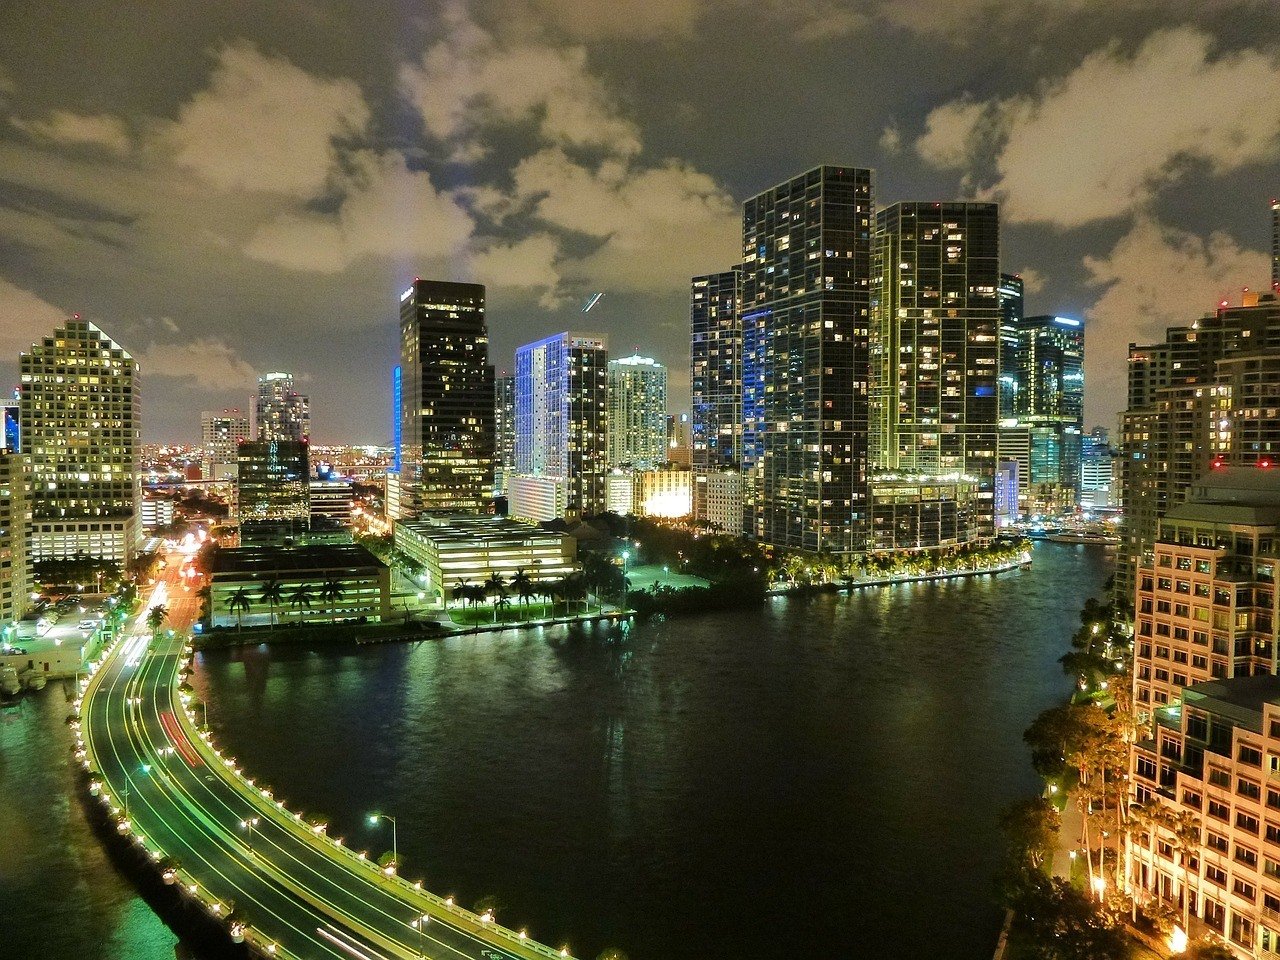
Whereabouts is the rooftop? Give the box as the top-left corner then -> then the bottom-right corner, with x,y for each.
211,543 -> 384,575
1182,674 -> 1280,729
397,515 -> 571,549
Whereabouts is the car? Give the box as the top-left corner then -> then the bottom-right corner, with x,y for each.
79,619 -> 98,630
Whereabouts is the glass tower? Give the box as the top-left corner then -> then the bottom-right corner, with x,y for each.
398,279 -> 495,515
493,374 -> 515,498
690,267 -> 743,470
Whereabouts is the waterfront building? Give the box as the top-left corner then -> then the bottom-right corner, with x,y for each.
255,372 -> 309,443
19,318 -> 140,564
866,476 -> 987,551
513,331 -> 608,519
695,469 -> 743,536
1115,290 -> 1280,615
393,515 -> 580,605
236,440 -> 310,545
398,279 -> 495,515
1132,467 -> 1280,712
741,165 -> 873,553
0,451 -> 30,630
201,408 -> 250,482
994,459 -> 1019,528
608,355 -> 667,470
506,474 -> 569,523
1080,427 -> 1117,511
208,543 -> 390,628
1130,675 -> 1280,953
494,374 -> 515,498
690,268 -> 742,474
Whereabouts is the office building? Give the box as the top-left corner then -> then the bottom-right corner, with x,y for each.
512,331 -> 608,519
691,268 -> 743,471
997,273 -> 1025,421
236,440 -> 310,545
608,355 -> 667,469
605,469 -> 635,516
494,374 -> 515,498
506,474 -> 569,523
1080,427 -> 1117,511
201,408 -> 250,482
255,372 -> 310,443
140,494 -> 175,533
741,165 -> 873,553
310,478 -> 354,525
19,318 -> 140,563
394,515 -> 580,605
1115,290 -> 1280,614
1,451 -> 30,629
399,279 -> 495,515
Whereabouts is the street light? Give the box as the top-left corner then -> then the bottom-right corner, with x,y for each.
240,816 -> 260,851
409,914 -> 430,957
368,813 -> 397,869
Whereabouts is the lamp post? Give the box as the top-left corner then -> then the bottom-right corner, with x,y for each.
410,914 -> 430,957
240,816 -> 260,851
368,813 -> 397,868
621,550 -> 630,607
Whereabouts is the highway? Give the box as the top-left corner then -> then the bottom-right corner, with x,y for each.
78,556 -> 575,960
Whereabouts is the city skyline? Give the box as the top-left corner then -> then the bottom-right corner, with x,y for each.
3,3 -> 1279,441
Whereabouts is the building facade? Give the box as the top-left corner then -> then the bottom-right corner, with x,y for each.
998,273 -> 1025,421
494,373 -> 515,499
0,451 -> 30,630
740,165 -> 874,553
513,331 -> 609,519
399,279 -> 495,515
691,268 -> 743,472
201,408 -> 250,482
607,355 -> 667,469
255,372 -> 310,443
236,440 -> 310,545
19,318 -> 140,563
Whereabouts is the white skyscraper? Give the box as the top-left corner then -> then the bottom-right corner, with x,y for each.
201,408 -> 250,481
255,372 -> 310,442
607,355 -> 667,470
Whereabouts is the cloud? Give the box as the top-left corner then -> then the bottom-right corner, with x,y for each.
1081,216 -> 1271,428
1015,267 -> 1046,295
243,150 -> 474,271
0,277 -> 67,357
399,18 -> 641,158
11,111 -> 132,154
163,40 -> 369,197
136,337 -> 260,391
472,234 -> 564,305
915,29 -> 1280,227
878,122 -> 902,155
519,0 -> 702,39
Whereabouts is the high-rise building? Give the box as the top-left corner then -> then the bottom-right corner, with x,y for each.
513,332 -> 609,519
0,450 -> 30,630
740,165 -> 873,553
1115,291 -> 1280,615
255,372 -> 310,443
19,318 -> 140,563
607,355 -> 667,469
494,374 -> 515,499
690,268 -> 743,471
398,279 -> 494,515
665,413 -> 692,467
1,393 -> 19,453
201,408 -> 250,482
997,273 -> 1025,421
1079,426 -> 1116,510
236,440 -> 310,545
1272,196 -> 1278,290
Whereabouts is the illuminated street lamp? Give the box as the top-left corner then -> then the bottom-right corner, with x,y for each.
368,812 -> 397,869
409,914 -> 430,957
240,816 -> 260,851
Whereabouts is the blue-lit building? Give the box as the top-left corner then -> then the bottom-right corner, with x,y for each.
1,393 -> 18,453
512,332 -> 609,519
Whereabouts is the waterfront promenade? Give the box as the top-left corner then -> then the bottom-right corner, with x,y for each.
77,558 -> 576,960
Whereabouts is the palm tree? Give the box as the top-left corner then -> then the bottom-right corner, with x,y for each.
466,583 -> 486,609
452,579 -> 471,609
259,578 -> 283,628
494,594 -> 511,623
146,604 -> 169,638
485,571 -> 506,603
321,578 -> 345,618
287,583 -> 313,620
1170,809 -> 1203,933
511,568 -> 533,610
226,588 -> 252,631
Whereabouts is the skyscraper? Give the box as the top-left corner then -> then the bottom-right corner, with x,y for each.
494,374 -> 515,498
236,439 -> 310,545
19,318 -> 140,563
1115,290 -> 1280,615
0,450 -> 29,629
607,355 -> 667,469
1,392 -> 19,453
997,273 -> 1025,421
512,332 -> 608,519
690,268 -> 742,470
201,408 -> 250,481
740,165 -> 873,553
255,372 -> 310,443
398,279 -> 495,515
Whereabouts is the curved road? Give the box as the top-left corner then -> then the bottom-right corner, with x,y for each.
79,561 -> 576,960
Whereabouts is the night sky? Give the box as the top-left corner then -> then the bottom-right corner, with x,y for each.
1,1 -> 1277,442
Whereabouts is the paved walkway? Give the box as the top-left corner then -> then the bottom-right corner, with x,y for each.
1051,789 -> 1084,880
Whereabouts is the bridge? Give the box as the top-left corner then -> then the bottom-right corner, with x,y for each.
76,558 -> 577,960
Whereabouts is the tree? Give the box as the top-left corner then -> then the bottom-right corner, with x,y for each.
1169,809 -> 1202,934
452,579 -> 471,609
1007,872 -> 1129,960
511,568 -> 534,609
494,594 -> 511,623
259,578 -> 283,628
1000,796 -> 1060,871
146,604 -> 169,638
485,571 -> 505,602
321,578 -> 345,618
226,588 -> 252,631
287,583 -> 313,618
1183,940 -> 1234,960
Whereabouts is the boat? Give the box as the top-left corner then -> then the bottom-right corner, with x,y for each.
0,665 -> 20,697
23,672 -> 46,692
1045,531 -> 1120,546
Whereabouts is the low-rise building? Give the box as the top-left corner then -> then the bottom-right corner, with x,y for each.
208,544 -> 390,628
310,479 -> 353,525
140,494 -> 175,533
507,475 -> 568,523
634,467 -> 692,518
394,515 -> 580,604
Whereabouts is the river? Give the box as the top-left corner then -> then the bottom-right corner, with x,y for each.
2,542 -> 1110,960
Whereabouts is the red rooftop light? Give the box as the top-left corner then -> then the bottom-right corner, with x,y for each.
1261,458 -> 1274,469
